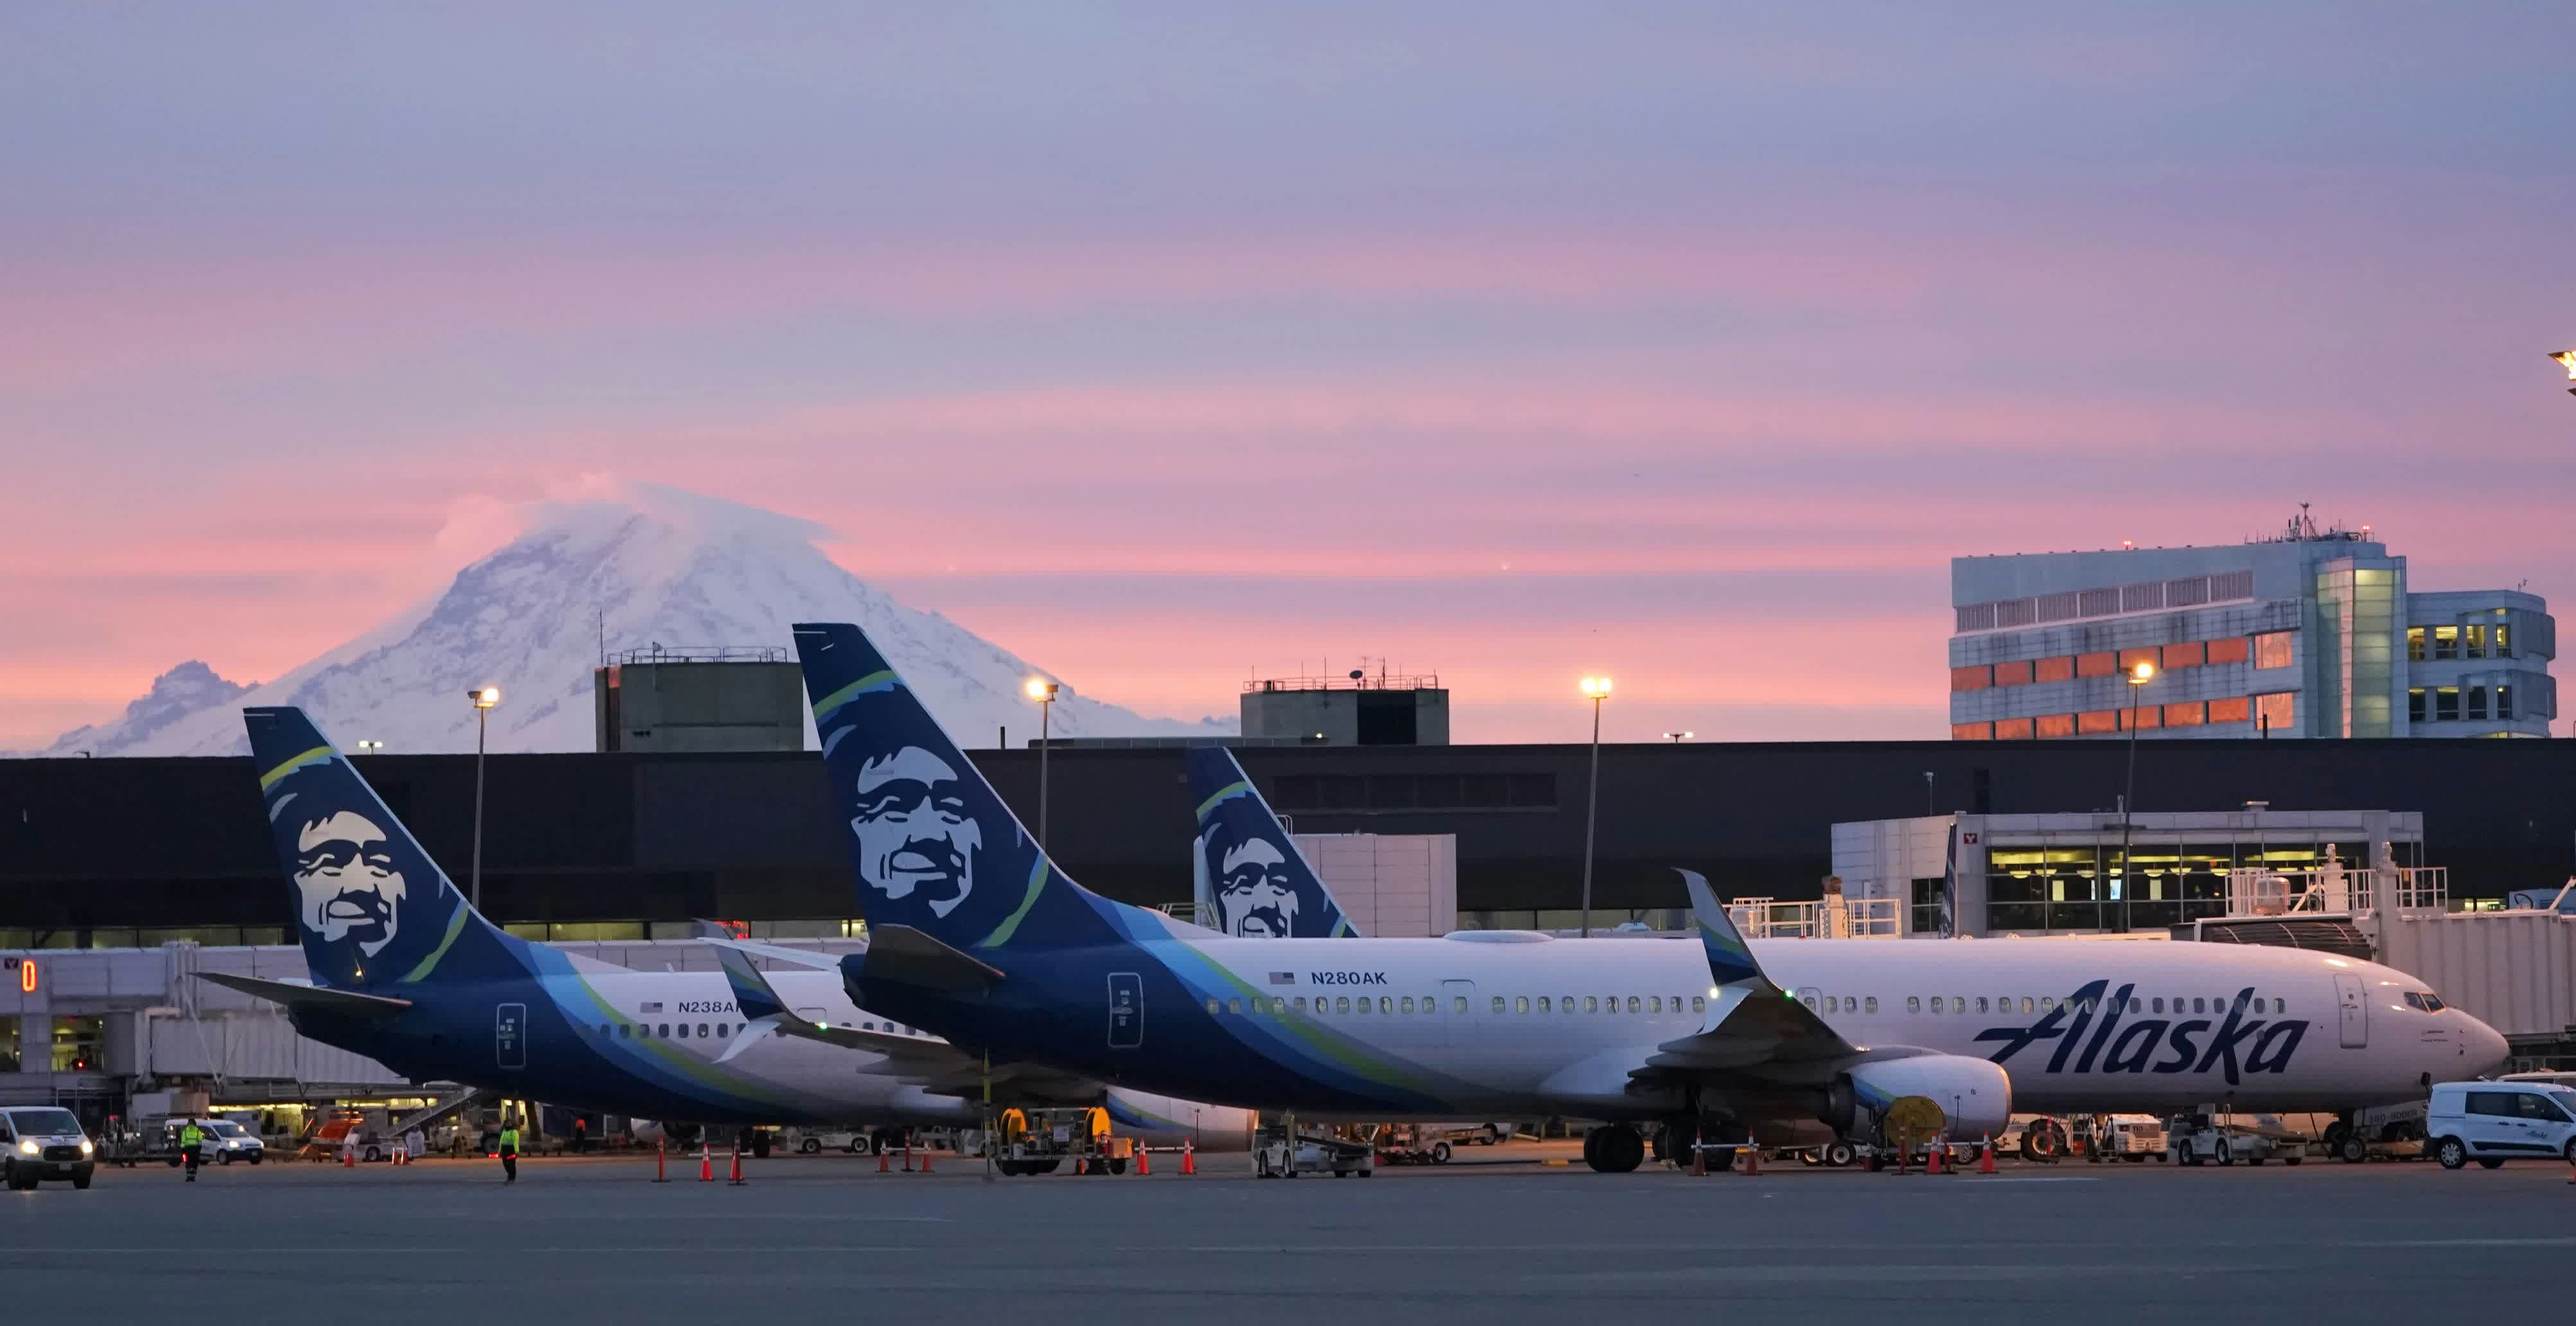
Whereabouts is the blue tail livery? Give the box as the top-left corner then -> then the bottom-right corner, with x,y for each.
1188,747 -> 1356,938
245,706 -> 520,990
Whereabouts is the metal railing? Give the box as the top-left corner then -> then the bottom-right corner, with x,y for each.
2222,864 -> 2448,919
606,644 -> 788,665
1725,897 -> 1902,940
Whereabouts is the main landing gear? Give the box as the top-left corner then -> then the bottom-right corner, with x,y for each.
1583,1125 -> 1645,1173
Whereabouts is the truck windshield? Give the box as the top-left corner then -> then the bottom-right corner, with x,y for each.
206,1122 -> 247,1137
10,1109 -> 82,1135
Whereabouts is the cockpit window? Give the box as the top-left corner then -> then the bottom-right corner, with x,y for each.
2404,991 -> 2446,1012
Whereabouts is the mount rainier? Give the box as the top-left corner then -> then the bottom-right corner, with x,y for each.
33,485 -> 1230,757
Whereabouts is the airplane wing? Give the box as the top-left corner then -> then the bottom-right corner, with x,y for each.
196,971 -> 414,1017
1630,871 -> 1864,1080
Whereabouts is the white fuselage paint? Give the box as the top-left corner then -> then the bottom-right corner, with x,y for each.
556,967 -> 1250,1147
1142,932 -> 2507,1118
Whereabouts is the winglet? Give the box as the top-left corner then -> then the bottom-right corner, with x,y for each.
1679,869 -> 1765,989
710,940 -> 790,1022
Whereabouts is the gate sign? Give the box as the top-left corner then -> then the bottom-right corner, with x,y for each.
13,958 -> 33,993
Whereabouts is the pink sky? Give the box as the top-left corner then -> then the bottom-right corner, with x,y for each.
5,6 -> 2571,749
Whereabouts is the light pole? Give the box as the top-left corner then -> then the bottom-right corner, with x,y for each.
355,739 -> 384,754
2550,349 -> 2576,397
1579,676 -> 1613,938
467,686 -> 500,912
1024,678 -> 1058,845
1661,730 -> 1693,743
2117,660 -> 2155,933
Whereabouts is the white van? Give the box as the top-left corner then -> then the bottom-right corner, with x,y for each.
2425,1081 -> 2576,1170
0,1106 -> 97,1190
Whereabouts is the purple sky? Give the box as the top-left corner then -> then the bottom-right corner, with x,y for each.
5,4 -> 2571,748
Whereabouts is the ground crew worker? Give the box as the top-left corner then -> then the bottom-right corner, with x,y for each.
498,1120 -> 521,1183
179,1120 -> 204,1182
571,1115 -> 587,1154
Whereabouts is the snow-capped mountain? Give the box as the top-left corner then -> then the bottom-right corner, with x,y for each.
37,484 -> 1229,757
34,661 -> 255,757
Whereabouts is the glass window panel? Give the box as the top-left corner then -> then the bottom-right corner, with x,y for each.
2035,713 -> 2076,739
2406,626 -> 2426,662
2254,632 -> 2294,669
2078,710 -> 2120,734
1951,722 -> 1994,740
2466,624 -> 2487,657
2117,647 -> 2159,670
2467,685 -> 2487,720
2163,702 -> 2205,727
2076,651 -> 2116,678
2036,656 -> 2075,682
1992,660 -> 2033,687
2408,688 -> 2426,723
1950,665 -> 1992,692
2255,692 -> 2294,732
2433,626 -> 2458,660
2128,704 -> 2161,730
2162,642 -> 2205,669
2208,696 -> 2251,724
2206,637 -> 2249,665
2435,687 -> 2459,721
1994,718 -> 2034,740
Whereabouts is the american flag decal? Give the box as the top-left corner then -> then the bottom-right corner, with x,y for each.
640,1001 -> 664,1014
1268,971 -> 1295,986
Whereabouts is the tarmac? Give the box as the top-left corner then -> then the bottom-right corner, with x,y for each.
6,1142 -> 2571,1325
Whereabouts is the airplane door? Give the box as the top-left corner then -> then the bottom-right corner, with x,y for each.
1441,979 -> 1476,1048
2332,973 -> 2368,1048
1107,973 -> 1143,1050
495,1003 -> 527,1070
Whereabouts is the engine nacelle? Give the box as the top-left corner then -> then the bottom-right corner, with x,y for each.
1825,1054 -> 2013,1141
1102,1089 -> 1257,1153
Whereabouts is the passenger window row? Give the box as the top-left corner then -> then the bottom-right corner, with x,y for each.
1798,994 -> 2291,1017
1203,994 -> 1713,1018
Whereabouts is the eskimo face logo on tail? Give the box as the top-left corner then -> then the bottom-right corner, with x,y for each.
1213,838 -> 1301,937
292,811 -> 409,957
852,747 -> 984,919
1972,978 -> 2307,1087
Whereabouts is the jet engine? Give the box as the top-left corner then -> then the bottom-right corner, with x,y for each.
1824,1054 -> 2013,1140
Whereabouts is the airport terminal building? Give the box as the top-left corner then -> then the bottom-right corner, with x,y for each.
1949,517 -> 2555,741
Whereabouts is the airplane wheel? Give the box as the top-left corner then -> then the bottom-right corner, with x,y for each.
1824,1141 -> 1857,1168
1433,1142 -> 1451,1164
1585,1127 -> 1643,1174
2338,1135 -> 2368,1163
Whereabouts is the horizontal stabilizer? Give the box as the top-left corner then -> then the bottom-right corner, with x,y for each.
867,924 -> 1007,991
197,971 -> 413,1017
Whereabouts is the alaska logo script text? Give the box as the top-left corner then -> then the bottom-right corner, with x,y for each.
1972,979 -> 2306,1086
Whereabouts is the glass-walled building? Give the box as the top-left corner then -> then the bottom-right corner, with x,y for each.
1830,809 -> 2423,936
1948,515 -> 2554,740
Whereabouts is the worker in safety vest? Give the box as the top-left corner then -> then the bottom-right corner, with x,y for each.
497,1121 -> 521,1184
179,1120 -> 204,1183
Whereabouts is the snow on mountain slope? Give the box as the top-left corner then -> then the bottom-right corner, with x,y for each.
41,484 -> 1230,757
33,661 -> 254,757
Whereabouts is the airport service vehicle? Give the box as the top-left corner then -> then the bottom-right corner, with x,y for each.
0,1106 -> 96,1190
193,1118 -> 266,1165
2167,1111 -> 2295,1166
783,1127 -> 865,1154
2081,1113 -> 2166,1162
2425,1081 -> 2576,1169
217,707 -> 1251,1152
765,623 -> 2512,1174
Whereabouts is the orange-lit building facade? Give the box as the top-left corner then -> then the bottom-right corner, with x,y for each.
1949,525 -> 2555,741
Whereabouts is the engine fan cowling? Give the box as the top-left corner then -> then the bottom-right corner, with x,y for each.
1825,1054 -> 2013,1140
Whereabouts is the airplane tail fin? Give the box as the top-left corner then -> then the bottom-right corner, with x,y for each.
242,707 -> 525,991
791,623 -> 1138,952
1187,747 -> 1357,938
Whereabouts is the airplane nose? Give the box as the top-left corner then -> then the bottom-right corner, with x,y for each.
2467,1017 -> 2510,1076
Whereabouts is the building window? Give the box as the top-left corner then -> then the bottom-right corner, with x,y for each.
2117,646 -> 2158,671
2076,652 -> 2115,678
2467,685 -> 2487,720
2164,702 -> 2205,727
2206,637 -> 2249,665
2435,686 -> 2459,721
2408,688 -> 2426,724
2496,623 -> 2512,657
2208,696 -> 2251,724
0,1017 -> 17,1074
51,1016 -> 103,1072
2406,627 -> 2426,662
2036,714 -> 2076,739
2078,710 -> 2120,735
2036,656 -> 2075,682
1951,722 -> 1993,741
2255,691 -> 2293,732
2466,624 -> 2487,657
2162,642 -> 2205,669
2498,685 -> 2513,719
1995,718 -> 2034,740
1950,665 -> 1991,692
1993,660 -> 2033,687
2433,626 -> 2459,660
2127,704 -> 2161,730
2253,632 -> 2293,669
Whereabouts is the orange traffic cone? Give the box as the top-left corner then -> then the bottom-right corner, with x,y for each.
1979,1136 -> 1997,1174
878,1145 -> 890,1174
1742,1140 -> 1760,1176
1136,1146 -> 1150,1176
729,1143 -> 745,1187
1929,1141 -> 1946,1175
698,1144 -> 712,1183
1181,1140 -> 1197,1176
920,1144 -> 933,1173
342,1142 -> 355,1169
654,1138 -> 667,1183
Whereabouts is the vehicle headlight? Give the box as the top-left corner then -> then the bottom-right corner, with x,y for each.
13,1139 -> 32,1154
79,1139 -> 94,1154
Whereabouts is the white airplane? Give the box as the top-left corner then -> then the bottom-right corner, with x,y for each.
216,706 -> 1253,1151
769,621 -> 2514,1172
